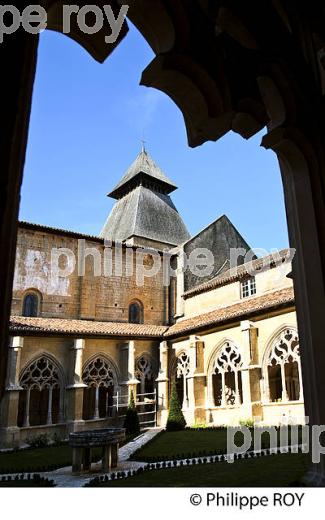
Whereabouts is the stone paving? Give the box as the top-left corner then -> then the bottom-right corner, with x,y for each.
0,428 -> 162,488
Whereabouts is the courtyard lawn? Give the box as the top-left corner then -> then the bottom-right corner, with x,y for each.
98,453 -> 310,487
132,428 -> 303,461
0,444 -> 100,474
0,433 -> 137,474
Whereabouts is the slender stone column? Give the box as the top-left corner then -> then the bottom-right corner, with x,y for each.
280,363 -> 289,402
46,386 -> 53,425
66,339 -> 87,432
23,387 -> 30,427
93,386 -> 100,420
221,372 -> 226,407
234,370 -> 240,405
126,340 -> 140,399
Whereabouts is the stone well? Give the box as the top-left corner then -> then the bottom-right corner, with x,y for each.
69,428 -> 125,474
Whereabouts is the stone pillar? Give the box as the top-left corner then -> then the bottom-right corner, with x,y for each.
111,443 -> 119,468
83,447 -> 91,471
186,336 -> 206,424
262,126 -> 325,484
102,445 -> 112,473
72,447 -> 83,474
0,336 -> 24,447
156,341 -> 169,426
66,339 -> 87,432
240,321 -> 261,421
126,340 -> 140,400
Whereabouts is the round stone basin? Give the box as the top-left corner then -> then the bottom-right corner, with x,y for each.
69,428 -> 125,448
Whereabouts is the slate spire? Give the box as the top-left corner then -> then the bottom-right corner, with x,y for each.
100,148 -> 190,248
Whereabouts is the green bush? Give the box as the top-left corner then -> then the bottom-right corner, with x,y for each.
166,382 -> 186,431
124,391 -> 140,435
239,419 -> 255,428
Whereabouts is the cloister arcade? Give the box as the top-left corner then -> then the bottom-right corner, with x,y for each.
171,326 -> 302,417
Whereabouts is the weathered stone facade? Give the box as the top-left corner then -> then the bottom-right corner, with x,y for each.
0,150 -> 303,447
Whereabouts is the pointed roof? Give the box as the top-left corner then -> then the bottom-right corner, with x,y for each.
108,148 -> 177,199
100,185 -> 190,246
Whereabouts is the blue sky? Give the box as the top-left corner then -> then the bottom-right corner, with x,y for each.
20,22 -> 289,252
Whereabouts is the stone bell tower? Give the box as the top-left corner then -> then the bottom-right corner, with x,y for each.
100,146 -> 190,250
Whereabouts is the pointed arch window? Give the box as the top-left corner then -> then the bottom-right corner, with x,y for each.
135,355 -> 155,396
173,352 -> 190,409
210,342 -> 243,407
128,301 -> 143,324
22,291 -> 40,317
82,356 -> 117,420
266,328 -> 302,402
18,356 -> 63,427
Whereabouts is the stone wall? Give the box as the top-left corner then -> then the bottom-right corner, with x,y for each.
12,225 -> 168,325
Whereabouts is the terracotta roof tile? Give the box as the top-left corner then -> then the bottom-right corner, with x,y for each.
9,316 -> 168,338
165,287 -> 295,337
9,287 -> 294,340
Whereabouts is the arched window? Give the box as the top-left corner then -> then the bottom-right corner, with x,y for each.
82,357 -> 116,420
128,301 -> 143,324
18,356 -> 63,427
210,342 -> 243,407
266,328 -> 302,402
22,291 -> 40,317
135,355 -> 155,396
174,352 -> 190,409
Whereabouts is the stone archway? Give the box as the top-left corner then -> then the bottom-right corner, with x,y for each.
2,0 -> 325,484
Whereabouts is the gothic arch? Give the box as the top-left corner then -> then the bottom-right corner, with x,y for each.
207,340 -> 243,407
19,351 -> 65,386
82,353 -> 119,421
135,352 -> 157,397
18,353 -> 65,427
82,352 -> 120,384
262,326 -> 302,403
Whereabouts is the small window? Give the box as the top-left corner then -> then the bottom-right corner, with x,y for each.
241,277 -> 256,298
22,292 -> 39,317
128,301 -> 143,324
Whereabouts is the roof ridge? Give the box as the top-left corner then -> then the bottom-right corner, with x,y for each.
184,248 -> 292,298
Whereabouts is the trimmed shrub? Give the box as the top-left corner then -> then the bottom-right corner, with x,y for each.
166,381 -> 186,431
123,391 -> 140,435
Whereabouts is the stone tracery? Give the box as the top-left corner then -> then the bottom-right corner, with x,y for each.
211,342 -> 243,407
266,328 -> 302,402
82,357 -> 116,420
18,356 -> 62,427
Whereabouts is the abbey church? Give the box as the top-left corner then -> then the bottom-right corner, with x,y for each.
0,148 -> 302,447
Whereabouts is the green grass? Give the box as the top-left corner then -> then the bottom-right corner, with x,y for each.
132,428 -> 303,461
0,445 -> 101,474
0,433 -> 137,474
98,453 -> 310,487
